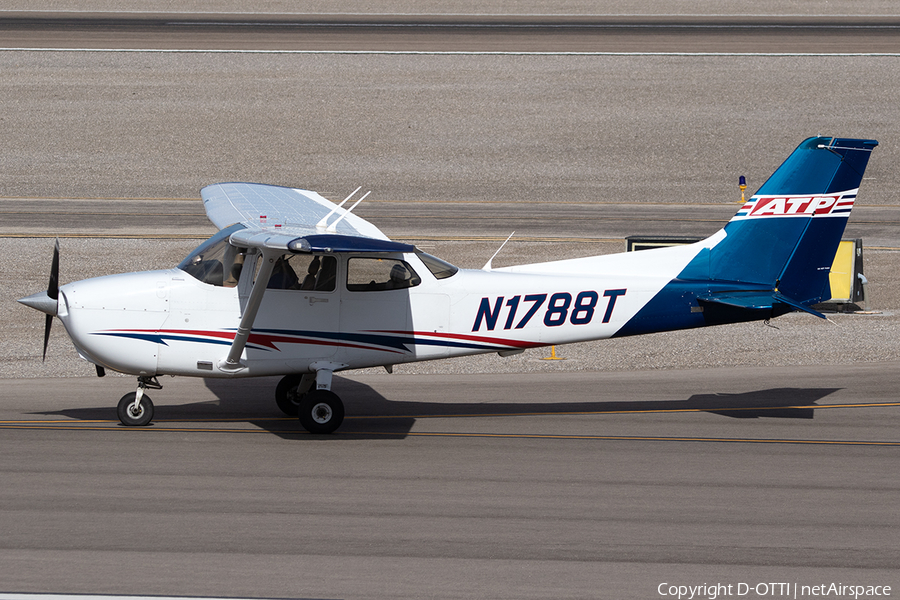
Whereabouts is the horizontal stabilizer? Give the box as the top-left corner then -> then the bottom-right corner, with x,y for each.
698,291 -> 827,320
697,292 -> 778,312
772,292 -> 827,320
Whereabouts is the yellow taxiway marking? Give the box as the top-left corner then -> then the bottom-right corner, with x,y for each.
7,196 -> 900,209
388,432 -> 900,446
389,431 -> 900,446
0,425 -> 263,434
6,231 -> 900,251
1,423 -> 897,446
345,401 -> 900,420
1,401 -> 898,428
0,210 -> 206,215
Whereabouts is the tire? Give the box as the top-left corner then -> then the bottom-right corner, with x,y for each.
117,392 -> 154,426
275,374 -> 305,416
298,389 -> 344,434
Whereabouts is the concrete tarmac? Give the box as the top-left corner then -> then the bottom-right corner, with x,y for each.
1,365 -> 899,598
3,12 -> 900,53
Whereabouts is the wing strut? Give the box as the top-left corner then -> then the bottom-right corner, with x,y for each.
218,248 -> 279,373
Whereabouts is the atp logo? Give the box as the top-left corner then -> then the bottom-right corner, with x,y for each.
741,193 -> 854,218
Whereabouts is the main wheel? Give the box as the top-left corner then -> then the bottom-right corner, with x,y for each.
275,374 -> 306,416
117,392 -> 154,426
298,389 -> 344,434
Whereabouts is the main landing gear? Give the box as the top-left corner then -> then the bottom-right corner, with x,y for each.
113,372 -> 345,434
275,371 -> 345,434
117,376 -> 161,426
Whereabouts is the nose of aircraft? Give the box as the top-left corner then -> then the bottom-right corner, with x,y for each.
18,290 -> 58,316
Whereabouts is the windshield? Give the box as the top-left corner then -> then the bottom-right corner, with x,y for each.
177,224 -> 247,287
416,250 -> 459,279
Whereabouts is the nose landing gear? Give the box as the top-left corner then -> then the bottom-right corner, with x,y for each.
116,376 -> 161,426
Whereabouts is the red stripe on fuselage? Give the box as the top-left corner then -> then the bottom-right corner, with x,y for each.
368,330 -> 543,349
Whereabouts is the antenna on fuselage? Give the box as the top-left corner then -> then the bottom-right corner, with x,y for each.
482,231 -> 515,271
326,190 -> 371,233
316,186 -> 361,232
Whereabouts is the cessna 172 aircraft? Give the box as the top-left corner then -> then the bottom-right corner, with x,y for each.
19,136 -> 877,433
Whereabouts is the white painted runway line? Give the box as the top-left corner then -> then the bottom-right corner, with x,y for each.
2,47 -> 900,56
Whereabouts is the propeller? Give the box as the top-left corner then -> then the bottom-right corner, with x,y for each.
43,239 -> 60,360
17,239 -> 61,361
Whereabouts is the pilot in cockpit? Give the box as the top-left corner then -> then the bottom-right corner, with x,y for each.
386,263 -> 411,289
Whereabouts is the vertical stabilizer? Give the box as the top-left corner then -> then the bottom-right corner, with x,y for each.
708,137 -> 877,303
613,137 -> 877,338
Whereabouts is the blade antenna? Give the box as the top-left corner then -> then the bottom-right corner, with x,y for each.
482,232 -> 515,271
316,186 -> 361,232
326,191 -> 371,233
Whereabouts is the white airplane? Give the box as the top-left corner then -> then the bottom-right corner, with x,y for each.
19,136 -> 878,433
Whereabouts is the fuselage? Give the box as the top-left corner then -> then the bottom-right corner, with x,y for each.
54,244 -> 700,379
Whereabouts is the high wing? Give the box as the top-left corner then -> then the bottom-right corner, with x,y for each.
200,182 -> 415,374
200,182 -> 412,253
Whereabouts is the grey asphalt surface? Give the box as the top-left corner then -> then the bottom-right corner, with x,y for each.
1,367 -> 899,599
2,6 -> 900,599
3,12 -> 900,53
5,0 -> 900,16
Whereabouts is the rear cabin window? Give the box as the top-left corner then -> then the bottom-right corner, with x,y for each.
267,254 -> 336,291
346,258 -> 421,292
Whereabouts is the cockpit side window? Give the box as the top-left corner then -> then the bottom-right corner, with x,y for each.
346,258 -> 421,292
177,224 -> 246,287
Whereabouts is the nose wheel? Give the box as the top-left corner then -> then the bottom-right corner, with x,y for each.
116,376 -> 160,426
117,391 -> 154,426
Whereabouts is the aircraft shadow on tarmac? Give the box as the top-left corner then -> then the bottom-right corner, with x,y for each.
35,376 -> 838,439
207,380 -> 834,440
38,377 -> 838,439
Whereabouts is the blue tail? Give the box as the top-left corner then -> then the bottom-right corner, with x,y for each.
709,136 -> 877,303
615,137 -> 877,337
